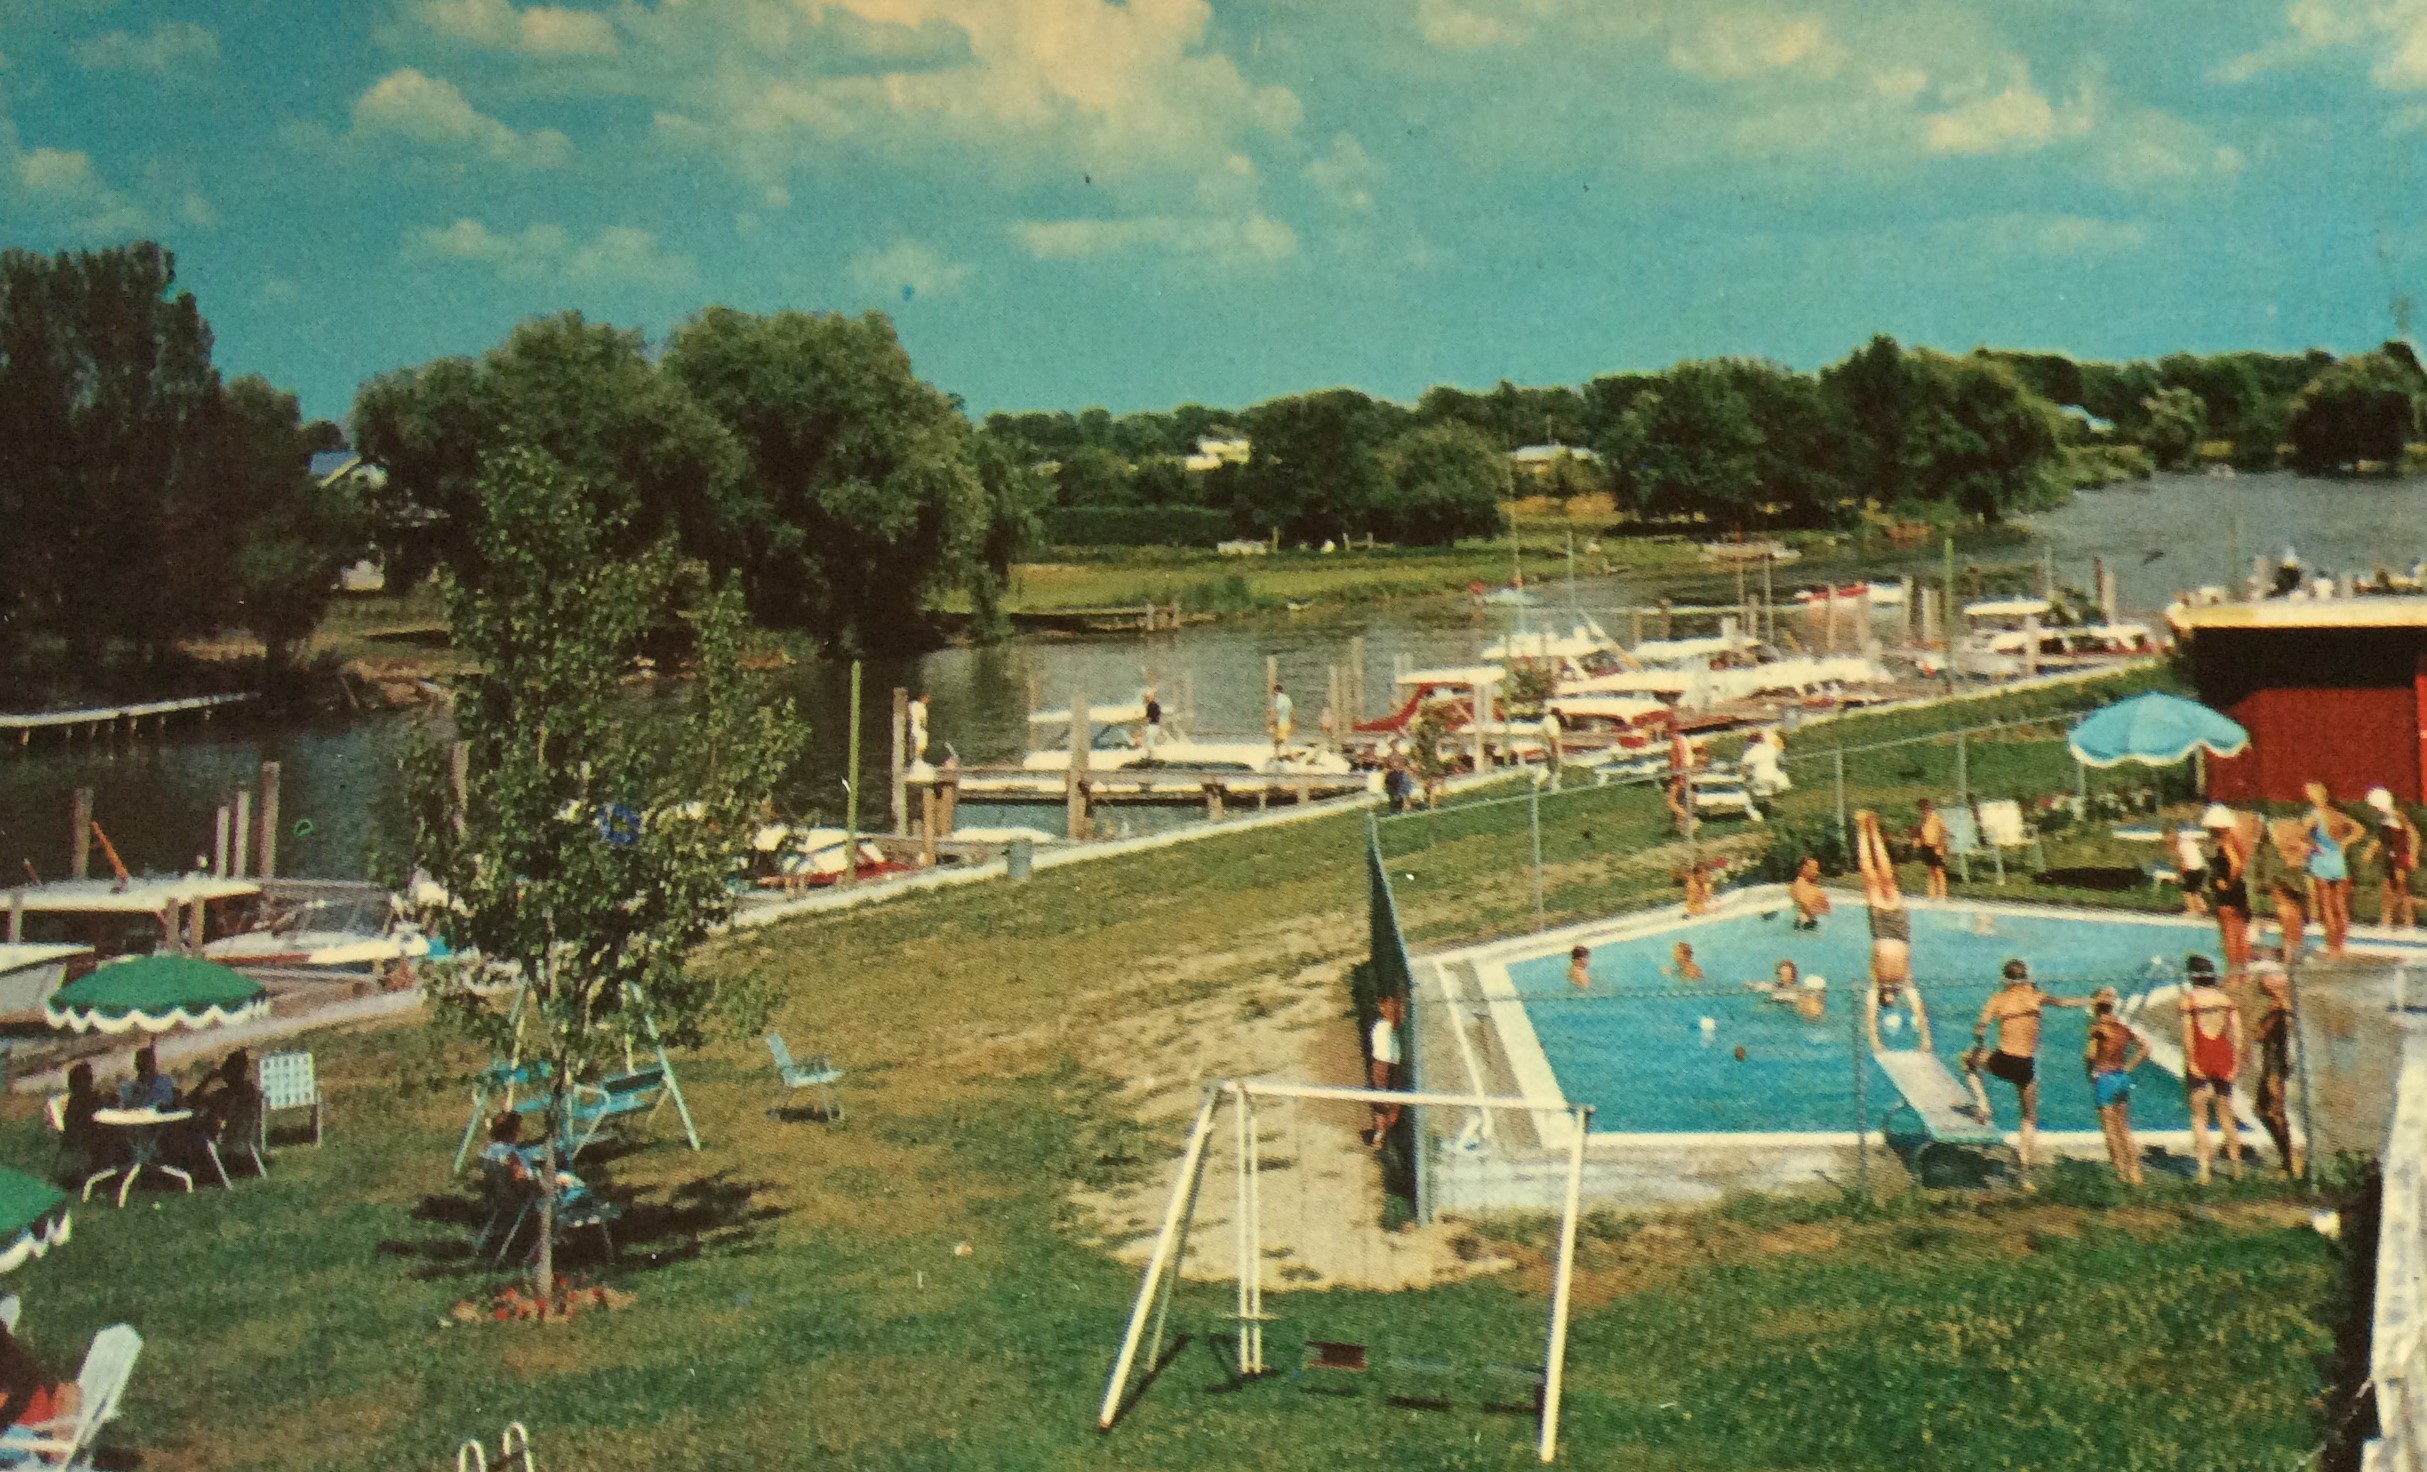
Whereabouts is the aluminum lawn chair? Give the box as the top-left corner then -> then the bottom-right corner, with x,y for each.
0,1325 -> 140,1471
764,1033 -> 843,1121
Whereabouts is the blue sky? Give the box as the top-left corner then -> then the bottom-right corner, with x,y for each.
3,0 -> 2426,425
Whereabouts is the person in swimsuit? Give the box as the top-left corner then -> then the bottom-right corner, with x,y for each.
1747,960 -> 1826,1020
1789,857 -> 1832,930
2178,954 -> 2245,1184
1854,810 -> 1931,1051
1966,959 -> 2086,1171
2200,805 -> 2252,974
2303,782 -> 2362,956
2174,825 -> 2209,917
1665,728 -> 1697,838
1565,945 -> 1591,990
2268,877 -> 2308,960
1912,799 -> 1950,901
2367,786 -> 2421,930
1668,942 -> 1703,982
2250,953 -> 2301,1177
2083,987 -> 2147,1185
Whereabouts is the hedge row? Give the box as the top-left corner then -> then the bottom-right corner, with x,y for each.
1039,505 -> 1232,547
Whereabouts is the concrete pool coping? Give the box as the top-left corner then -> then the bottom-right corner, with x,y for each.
1419,881 -> 2427,1157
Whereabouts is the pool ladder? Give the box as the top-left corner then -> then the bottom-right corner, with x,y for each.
456,1422 -> 535,1472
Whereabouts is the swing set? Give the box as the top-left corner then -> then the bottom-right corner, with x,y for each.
1098,1078 -> 1595,1463
449,982 -> 702,1173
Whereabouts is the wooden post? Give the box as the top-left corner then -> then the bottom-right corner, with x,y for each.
450,741 -> 470,839
1348,635 -> 1366,722
158,906 -> 176,956
2022,613 -> 2041,679
214,804 -> 232,878
257,761 -> 281,879
1471,680 -> 1489,773
1659,597 -> 1673,640
1898,578 -> 1915,647
890,687 -> 910,838
70,788 -> 92,880
7,891 -> 21,943
919,788 -> 939,868
233,788 -> 253,879
1067,689 -> 1090,841
1326,664 -> 1342,752
937,769 -> 959,834
1630,606 -> 1644,648
187,892 -> 205,952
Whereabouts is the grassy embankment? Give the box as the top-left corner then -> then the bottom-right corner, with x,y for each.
1,662 -> 2351,1470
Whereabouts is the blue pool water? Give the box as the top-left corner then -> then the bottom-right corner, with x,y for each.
1507,903 -> 2284,1135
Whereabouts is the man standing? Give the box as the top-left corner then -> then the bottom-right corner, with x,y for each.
1363,993 -> 1404,1149
906,692 -> 930,764
1269,683 -> 1294,754
1912,799 -> 1951,901
1141,685 -> 1161,760
1967,959 -> 2084,1171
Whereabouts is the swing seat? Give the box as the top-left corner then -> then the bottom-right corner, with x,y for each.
559,1068 -> 668,1160
1380,1351 -> 1457,1409
1479,1361 -> 1546,1415
1294,1338 -> 1370,1396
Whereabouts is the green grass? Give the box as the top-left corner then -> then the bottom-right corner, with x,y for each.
0,665 -> 2354,1469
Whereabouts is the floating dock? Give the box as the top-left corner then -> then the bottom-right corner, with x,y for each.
4,692 -> 256,746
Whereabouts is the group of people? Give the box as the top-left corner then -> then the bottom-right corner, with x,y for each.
54,1046 -> 260,1188
2185,784 -> 2420,965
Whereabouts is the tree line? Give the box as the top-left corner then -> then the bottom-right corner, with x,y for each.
0,244 -> 361,677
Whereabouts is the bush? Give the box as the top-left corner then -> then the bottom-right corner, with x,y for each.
1039,505 -> 1231,547
1758,813 -> 1850,882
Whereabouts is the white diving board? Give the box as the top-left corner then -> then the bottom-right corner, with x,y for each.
1873,1048 -> 2003,1145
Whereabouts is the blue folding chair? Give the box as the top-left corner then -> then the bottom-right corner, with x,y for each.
765,1033 -> 843,1121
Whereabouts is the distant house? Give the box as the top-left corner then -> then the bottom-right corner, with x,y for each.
1183,435 -> 1252,473
2058,405 -> 2116,438
1510,443 -> 1604,480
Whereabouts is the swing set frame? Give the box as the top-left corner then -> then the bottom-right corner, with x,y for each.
1097,1078 -> 1594,1463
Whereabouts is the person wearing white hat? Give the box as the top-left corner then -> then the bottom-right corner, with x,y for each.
2199,804 -> 2252,973
2365,787 -> 2421,930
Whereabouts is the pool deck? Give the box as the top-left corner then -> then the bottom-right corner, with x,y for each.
1412,883 -> 2427,1210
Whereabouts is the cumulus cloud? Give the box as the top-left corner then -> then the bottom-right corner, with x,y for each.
1416,0 -> 1518,50
1304,132 -> 1378,211
1,105 -> 147,237
1668,12 -> 1842,81
848,239 -> 972,299
413,0 -> 619,56
351,68 -> 571,168
1011,211 -> 1297,267
409,218 -> 694,287
71,21 -> 219,75
1920,69 -> 2093,156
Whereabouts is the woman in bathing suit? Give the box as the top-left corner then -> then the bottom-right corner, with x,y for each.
2303,782 -> 2362,956
2178,954 -> 2244,1184
2200,805 -> 2251,973
1854,809 -> 1931,1051
2367,786 -> 2421,930
2251,957 -> 2299,1177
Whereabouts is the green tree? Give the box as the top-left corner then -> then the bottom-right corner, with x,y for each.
2286,347 -> 2423,474
352,312 -> 751,592
661,308 -> 983,651
968,432 -> 1053,639
1234,390 -> 1403,542
1610,362 -> 1765,523
2138,385 -> 2209,472
218,377 -> 365,674
412,444 -> 798,1299
1376,422 -> 1507,544
1055,444 -> 1133,506
1896,350 -> 2068,521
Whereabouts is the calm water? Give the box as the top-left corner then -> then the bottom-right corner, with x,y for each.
7,470 -> 2424,880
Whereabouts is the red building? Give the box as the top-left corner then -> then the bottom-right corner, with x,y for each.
2172,600 -> 2427,804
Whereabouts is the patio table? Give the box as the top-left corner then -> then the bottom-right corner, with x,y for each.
88,1107 -> 194,1207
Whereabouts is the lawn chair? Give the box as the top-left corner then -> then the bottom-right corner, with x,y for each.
204,1088 -> 267,1187
1942,804 -> 2000,885
1974,799 -> 2044,880
259,1051 -> 322,1146
0,1324 -> 140,1471
42,1096 -> 119,1203
478,1159 -> 620,1267
765,1033 -> 843,1121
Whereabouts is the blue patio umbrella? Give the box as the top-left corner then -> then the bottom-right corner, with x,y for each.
2066,691 -> 2250,769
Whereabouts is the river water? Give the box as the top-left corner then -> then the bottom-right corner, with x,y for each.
8,469 -> 2425,881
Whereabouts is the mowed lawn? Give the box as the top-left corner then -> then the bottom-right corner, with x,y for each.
0,663 -> 2354,1470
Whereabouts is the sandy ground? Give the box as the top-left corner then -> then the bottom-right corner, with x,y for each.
1060,917 -> 1517,1292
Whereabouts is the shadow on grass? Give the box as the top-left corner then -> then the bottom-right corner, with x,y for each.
382,1168 -> 787,1280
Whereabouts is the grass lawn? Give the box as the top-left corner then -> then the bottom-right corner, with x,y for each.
2,664 -> 2358,1470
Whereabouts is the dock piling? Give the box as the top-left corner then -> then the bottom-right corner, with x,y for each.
213,803 -> 231,878
258,762 -> 281,878
233,788 -> 253,879
70,789 -> 92,880
1066,688 -> 1090,841
891,687 -> 910,838
1349,636 -> 1366,722
6,891 -> 20,942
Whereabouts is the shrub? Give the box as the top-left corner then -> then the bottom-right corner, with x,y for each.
1039,505 -> 1231,547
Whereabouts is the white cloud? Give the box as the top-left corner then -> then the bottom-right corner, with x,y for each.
1011,211 -> 1297,267
1668,12 -> 1841,81
849,238 -> 972,299
2219,0 -> 2427,86
179,190 -> 217,228
72,21 -> 219,75
408,218 -> 694,286
1304,132 -> 1377,211
1920,69 -> 2092,156
414,0 -> 619,56
6,135 -> 146,235
1417,0 -> 1517,50
1979,212 -> 2148,257
351,68 -> 570,168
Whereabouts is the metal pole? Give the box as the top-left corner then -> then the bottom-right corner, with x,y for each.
1850,971 -> 1870,1198
1529,779 -> 1545,932
2288,951 -> 2318,1193
1834,747 -> 1849,853
1956,727 -> 1970,809
1232,1087 -> 1252,1376
1538,1104 -> 1592,1464
843,661 -> 862,887
1099,1090 -> 1222,1429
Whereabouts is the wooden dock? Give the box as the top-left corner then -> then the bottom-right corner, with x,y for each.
1004,602 -> 1212,635
4,692 -> 256,746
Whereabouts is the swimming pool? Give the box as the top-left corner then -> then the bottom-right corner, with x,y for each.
1474,892 -> 2427,1138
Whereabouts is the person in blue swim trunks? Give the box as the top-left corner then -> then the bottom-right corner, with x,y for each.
2083,987 -> 2147,1186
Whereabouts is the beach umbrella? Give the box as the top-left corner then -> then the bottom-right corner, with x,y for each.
45,955 -> 269,1035
0,1169 -> 69,1274
2066,691 -> 2250,769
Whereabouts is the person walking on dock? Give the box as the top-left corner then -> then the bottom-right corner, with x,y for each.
1268,683 -> 1294,754
2083,987 -> 2147,1185
1141,686 -> 1161,760
2179,954 -> 2245,1184
2366,787 -> 2420,930
1965,959 -> 2085,1172
2201,805 -> 2253,974
1854,810 -> 1931,1052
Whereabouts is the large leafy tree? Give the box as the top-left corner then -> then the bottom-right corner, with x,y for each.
968,431 -> 1054,638
413,443 -> 797,1298
661,308 -> 984,651
218,377 -> 365,674
352,312 -> 751,591
1824,340 -> 2066,522
2285,346 -> 2423,474
1234,389 -> 1405,542
2138,385 -> 2208,472
1610,362 -> 1766,522
1376,422 -> 1508,545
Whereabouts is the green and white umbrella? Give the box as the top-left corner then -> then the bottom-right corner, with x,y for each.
45,955 -> 269,1035
0,1169 -> 70,1274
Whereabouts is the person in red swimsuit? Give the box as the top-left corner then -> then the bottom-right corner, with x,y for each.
2178,954 -> 2244,1184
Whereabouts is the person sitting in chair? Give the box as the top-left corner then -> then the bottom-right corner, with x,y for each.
52,1063 -> 119,1188
190,1050 -> 256,1138
0,1318 -> 79,1445
116,1048 -> 175,1112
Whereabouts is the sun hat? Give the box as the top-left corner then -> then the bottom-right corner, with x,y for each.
2201,804 -> 2235,829
2370,787 -> 2398,813
2091,986 -> 2120,1007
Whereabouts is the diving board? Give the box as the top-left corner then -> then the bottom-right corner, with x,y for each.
1873,1048 -> 2002,1145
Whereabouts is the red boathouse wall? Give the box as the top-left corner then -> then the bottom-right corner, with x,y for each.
2203,685 -> 2423,804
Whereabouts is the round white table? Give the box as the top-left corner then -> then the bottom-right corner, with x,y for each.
89,1107 -> 194,1207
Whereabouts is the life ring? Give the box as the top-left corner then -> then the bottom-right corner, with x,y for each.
291,818 -> 315,838
597,803 -> 643,848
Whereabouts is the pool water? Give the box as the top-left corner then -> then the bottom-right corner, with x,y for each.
1505,903 -> 2273,1135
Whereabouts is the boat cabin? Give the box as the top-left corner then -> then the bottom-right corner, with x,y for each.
3,876 -> 262,959
0,942 -> 92,1021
